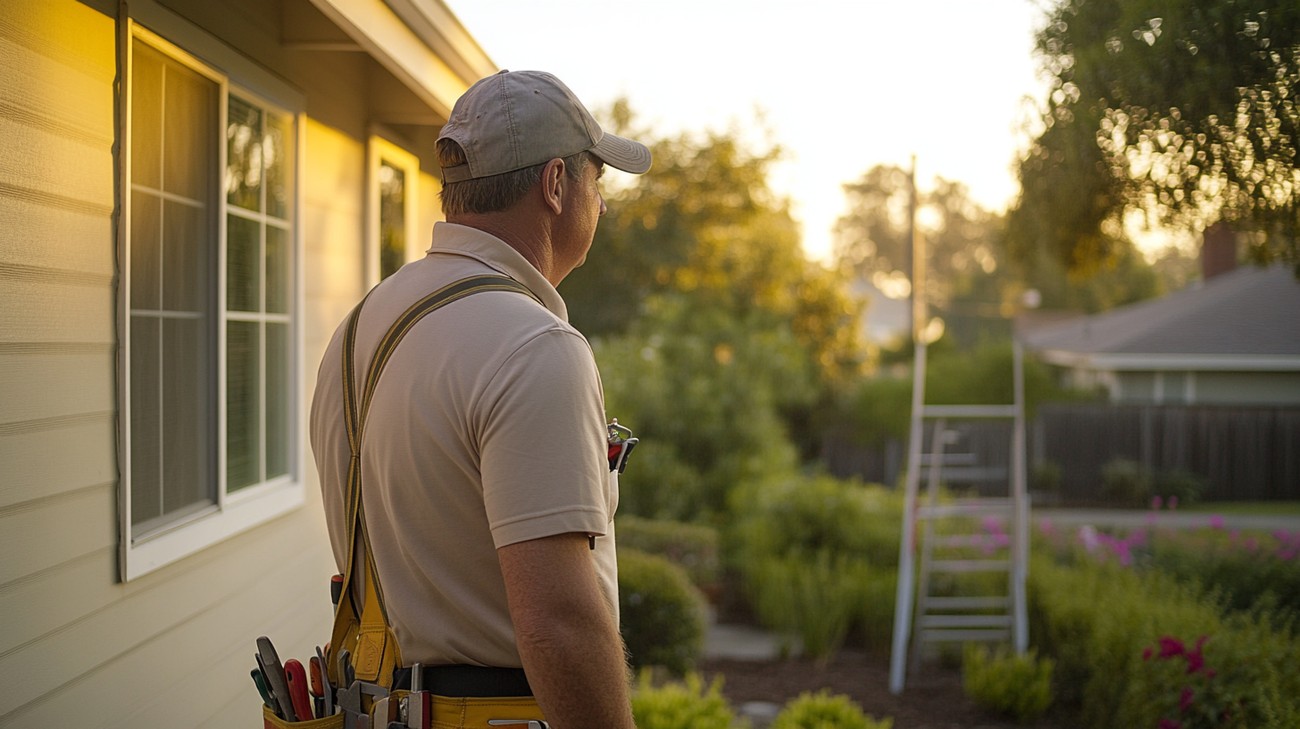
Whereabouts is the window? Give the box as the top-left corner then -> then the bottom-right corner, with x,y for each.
121,23 -> 302,580
367,136 -> 420,285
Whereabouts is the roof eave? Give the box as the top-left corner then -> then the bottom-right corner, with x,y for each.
1038,350 -> 1300,372
306,0 -> 497,121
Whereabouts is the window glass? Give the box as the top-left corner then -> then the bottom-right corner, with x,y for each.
378,160 -> 406,280
227,214 -> 260,312
125,30 -> 297,563
129,35 -> 218,535
226,95 -> 263,212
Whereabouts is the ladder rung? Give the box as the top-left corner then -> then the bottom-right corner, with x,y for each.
923,596 -> 1010,610
917,466 -> 1009,482
916,499 -> 1014,519
918,628 -> 1012,642
929,559 -> 1010,573
919,453 -> 978,465
930,534 -> 1007,549
920,405 -> 1020,419
917,614 -> 1012,629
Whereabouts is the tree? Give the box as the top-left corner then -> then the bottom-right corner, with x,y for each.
834,165 -> 1017,344
1010,0 -> 1300,272
560,108 -> 870,519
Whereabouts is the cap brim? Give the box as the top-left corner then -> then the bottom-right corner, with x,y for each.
592,133 -> 652,175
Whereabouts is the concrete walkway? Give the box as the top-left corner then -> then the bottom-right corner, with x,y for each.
1033,507 -> 1300,533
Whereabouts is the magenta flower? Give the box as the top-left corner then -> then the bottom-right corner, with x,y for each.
1159,719 -> 1182,729
1151,495 -> 1164,510
1207,514 -> 1225,530
1179,686 -> 1195,712
1158,636 -> 1186,659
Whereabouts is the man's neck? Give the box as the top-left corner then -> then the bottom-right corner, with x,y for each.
448,212 -> 559,285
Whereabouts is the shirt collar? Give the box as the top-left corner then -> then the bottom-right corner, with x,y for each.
427,222 -> 569,322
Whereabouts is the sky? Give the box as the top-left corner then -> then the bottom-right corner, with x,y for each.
443,0 -> 1052,263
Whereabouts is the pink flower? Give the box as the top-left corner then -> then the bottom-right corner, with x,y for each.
1180,686 -> 1195,712
1159,719 -> 1182,729
1151,495 -> 1164,510
1158,636 -> 1186,659
1143,646 -> 1153,661
1169,495 -> 1179,510
1185,636 -> 1209,674
1208,514 -> 1225,530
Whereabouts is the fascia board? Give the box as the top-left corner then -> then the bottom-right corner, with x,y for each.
1040,350 -> 1300,372
307,0 -> 480,119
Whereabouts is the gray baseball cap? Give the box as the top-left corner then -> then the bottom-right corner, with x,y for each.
437,70 -> 652,183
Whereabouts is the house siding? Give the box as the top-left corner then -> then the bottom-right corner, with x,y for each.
0,0 -> 445,724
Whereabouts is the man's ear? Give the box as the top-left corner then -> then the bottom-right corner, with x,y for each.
541,158 -> 566,215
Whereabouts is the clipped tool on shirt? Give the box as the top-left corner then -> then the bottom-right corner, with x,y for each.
607,419 -> 639,474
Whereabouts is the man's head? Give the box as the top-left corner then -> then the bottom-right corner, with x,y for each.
436,70 -> 650,216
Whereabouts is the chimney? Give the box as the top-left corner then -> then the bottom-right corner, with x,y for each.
1201,222 -> 1237,280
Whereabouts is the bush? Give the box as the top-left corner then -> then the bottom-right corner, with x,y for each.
1152,468 -> 1205,505
1027,552 -> 1300,728
771,690 -> 893,729
618,548 -> 707,675
616,515 -> 720,591
962,644 -> 1054,723
750,550 -> 870,662
630,671 -> 735,729
1100,458 -> 1151,505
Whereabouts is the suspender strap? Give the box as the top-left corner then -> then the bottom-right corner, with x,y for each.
329,275 -> 539,685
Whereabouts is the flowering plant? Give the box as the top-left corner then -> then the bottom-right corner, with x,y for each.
1141,634 -> 1245,729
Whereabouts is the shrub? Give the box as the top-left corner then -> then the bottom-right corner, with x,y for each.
630,671 -> 735,729
1028,552 -> 1300,728
1100,458 -> 1151,505
962,644 -> 1054,723
616,515 -> 720,591
750,550 -> 870,662
771,690 -> 893,729
618,548 -> 707,675
1152,468 -> 1205,505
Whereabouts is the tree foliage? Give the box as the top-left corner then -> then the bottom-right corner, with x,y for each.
1010,0 -> 1300,272
563,105 -> 869,520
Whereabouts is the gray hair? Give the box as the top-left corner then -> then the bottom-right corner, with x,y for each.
437,140 -> 593,216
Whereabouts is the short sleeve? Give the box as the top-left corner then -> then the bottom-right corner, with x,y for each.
478,328 -> 610,548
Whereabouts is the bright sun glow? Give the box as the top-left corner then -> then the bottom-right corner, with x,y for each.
446,0 -> 1052,263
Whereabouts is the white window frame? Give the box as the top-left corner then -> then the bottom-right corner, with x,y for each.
365,133 -> 421,287
118,8 -> 306,581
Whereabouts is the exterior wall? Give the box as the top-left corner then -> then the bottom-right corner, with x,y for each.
0,1 -> 459,725
1194,371 -> 1300,406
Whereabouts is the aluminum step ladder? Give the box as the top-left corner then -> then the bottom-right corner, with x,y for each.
887,340 -> 1029,694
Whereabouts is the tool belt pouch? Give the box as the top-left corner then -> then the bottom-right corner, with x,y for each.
262,705 -> 343,729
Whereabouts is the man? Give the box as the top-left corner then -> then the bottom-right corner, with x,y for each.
310,70 -> 651,729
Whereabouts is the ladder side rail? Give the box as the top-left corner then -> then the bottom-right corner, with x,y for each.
909,417 -> 948,674
1011,341 -> 1029,653
888,341 -> 929,695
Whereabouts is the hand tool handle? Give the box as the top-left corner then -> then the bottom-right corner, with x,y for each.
257,636 -> 298,722
285,659 -> 314,721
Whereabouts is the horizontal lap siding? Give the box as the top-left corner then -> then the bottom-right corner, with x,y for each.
0,2 -> 336,726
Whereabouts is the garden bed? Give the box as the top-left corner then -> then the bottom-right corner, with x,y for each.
699,649 -> 1067,729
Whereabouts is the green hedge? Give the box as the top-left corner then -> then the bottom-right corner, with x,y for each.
618,548 -> 707,675
630,672 -> 735,729
616,515 -> 720,591
728,475 -> 902,659
1028,553 -> 1300,728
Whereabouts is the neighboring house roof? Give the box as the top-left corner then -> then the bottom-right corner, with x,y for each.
1020,264 -> 1300,371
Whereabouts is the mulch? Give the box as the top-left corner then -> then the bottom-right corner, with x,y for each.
697,648 -> 1069,729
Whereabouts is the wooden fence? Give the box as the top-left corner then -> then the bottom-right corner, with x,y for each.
822,403 -> 1300,503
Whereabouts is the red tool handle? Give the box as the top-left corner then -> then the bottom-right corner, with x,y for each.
284,659 -> 314,721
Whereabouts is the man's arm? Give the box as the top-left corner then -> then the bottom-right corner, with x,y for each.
498,532 -> 635,729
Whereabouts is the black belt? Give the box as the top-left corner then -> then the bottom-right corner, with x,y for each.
391,665 -> 533,697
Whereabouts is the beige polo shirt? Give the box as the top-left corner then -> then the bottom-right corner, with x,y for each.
310,222 -> 618,668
